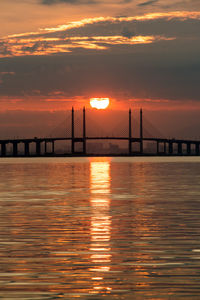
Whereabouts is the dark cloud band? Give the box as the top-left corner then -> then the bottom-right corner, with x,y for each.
137,0 -> 159,6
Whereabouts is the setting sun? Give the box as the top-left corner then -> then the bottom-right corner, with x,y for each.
90,98 -> 110,109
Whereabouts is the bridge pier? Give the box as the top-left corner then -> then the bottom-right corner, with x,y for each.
178,142 -> 183,155
1,143 -> 6,157
186,143 -> 191,155
83,140 -> 86,154
13,141 -> 18,157
24,142 -> 30,156
140,140 -> 143,154
71,139 -> 75,154
36,141 -> 41,156
164,142 -> 167,155
169,141 -> 173,155
157,141 -> 159,155
44,141 -> 47,154
129,141 -> 132,154
195,143 -> 199,155
52,140 -> 55,154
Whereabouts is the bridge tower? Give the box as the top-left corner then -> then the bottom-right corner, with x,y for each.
129,109 -> 132,155
140,108 -> 143,154
71,107 -> 75,153
71,107 -> 86,155
129,108 -> 144,155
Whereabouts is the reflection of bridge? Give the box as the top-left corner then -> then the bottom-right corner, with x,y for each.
0,107 -> 199,157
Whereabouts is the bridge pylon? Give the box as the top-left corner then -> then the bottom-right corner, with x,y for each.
129,108 -> 144,155
140,108 -> 143,154
129,109 -> 132,155
71,107 -> 86,155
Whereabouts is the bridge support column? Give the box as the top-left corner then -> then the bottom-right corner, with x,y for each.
129,140 -> 132,155
178,142 -> 183,155
157,141 -> 159,155
52,140 -> 55,154
169,141 -> 173,155
71,141 -> 75,154
1,143 -> 6,157
164,142 -> 167,155
195,143 -> 199,156
83,140 -> 86,155
44,141 -> 47,155
36,141 -> 41,156
187,143 -> 191,155
83,107 -> 86,154
13,142 -> 18,157
24,142 -> 30,156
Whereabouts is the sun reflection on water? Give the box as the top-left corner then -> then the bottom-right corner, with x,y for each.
89,161 -> 112,294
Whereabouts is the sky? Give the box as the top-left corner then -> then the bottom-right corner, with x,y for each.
0,0 -> 200,138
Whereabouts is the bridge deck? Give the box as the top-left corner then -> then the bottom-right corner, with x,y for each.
0,137 -> 199,144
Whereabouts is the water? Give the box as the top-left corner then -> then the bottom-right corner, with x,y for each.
0,157 -> 200,299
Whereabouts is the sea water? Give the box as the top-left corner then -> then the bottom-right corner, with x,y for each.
0,157 -> 200,299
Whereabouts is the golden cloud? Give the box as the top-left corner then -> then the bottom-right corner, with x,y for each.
1,11 -> 199,57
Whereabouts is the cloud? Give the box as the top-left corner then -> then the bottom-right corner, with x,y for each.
41,0 -> 97,4
3,11 -> 200,58
1,36 -> 200,103
138,0 -> 159,6
0,41 -> 12,56
0,11 -> 200,105
21,41 -> 44,53
1,35 -> 174,57
0,72 -> 15,76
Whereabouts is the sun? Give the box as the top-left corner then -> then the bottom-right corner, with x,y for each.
90,98 -> 110,109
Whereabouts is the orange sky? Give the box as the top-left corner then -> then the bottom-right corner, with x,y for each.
0,1 -> 200,137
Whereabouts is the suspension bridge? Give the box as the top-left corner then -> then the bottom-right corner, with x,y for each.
0,107 -> 199,157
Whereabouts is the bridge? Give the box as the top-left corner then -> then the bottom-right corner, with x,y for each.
0,107 -> 199,157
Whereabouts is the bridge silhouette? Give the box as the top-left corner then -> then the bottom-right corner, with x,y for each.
0,107 -> 199,157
